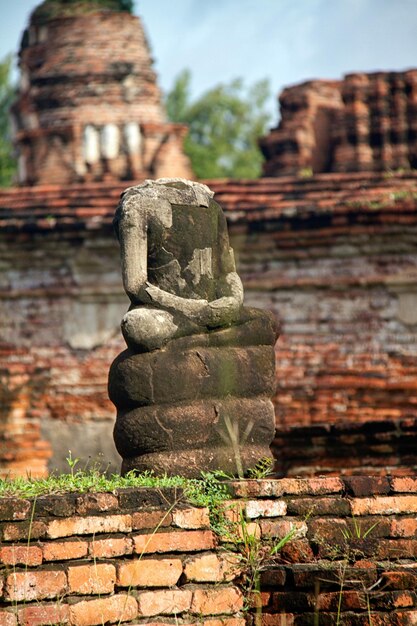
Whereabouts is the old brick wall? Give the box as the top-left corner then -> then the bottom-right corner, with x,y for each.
0,185 -> 126,476
217,173 -> 417,477
0,172 -> 416,477
1,478 -> 417,625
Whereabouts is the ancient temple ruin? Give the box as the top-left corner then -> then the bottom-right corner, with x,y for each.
12,2 -> 192,184
0,1 -> 416,478
260,70 -> 417,176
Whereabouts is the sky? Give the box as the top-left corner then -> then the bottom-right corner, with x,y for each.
1,0 -> 417,125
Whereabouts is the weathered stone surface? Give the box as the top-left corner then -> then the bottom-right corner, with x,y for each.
109,343 -> 276,408
113,397 -> 275,457
109,179 -> 278,476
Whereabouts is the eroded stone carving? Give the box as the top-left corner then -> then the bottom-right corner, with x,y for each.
109,178 -> 279,477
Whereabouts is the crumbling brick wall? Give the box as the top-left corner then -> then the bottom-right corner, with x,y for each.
260,69 -> 417,176
1,477 -> 417,625
1,172 -> 417,477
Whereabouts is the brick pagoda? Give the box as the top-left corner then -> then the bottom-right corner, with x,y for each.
12,1 -> 191,185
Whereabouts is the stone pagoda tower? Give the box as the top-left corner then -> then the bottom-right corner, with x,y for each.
12,0 -> 192,185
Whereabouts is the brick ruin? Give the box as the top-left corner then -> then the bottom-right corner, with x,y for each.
1,172 -> 416,478
11,3 -> 192,185
260,70 -> 417,176
1,477 -> 417,625
0,2 -> 416,478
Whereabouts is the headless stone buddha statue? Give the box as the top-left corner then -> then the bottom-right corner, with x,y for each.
109,179 -> 279,477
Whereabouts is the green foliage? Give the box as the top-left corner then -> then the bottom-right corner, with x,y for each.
247,457 -> 274,479
0,54 -> 17,187
340,516 -> 379,541
32,0 -> 134,21
166,69 -> 271,179
0,462 -> 231,503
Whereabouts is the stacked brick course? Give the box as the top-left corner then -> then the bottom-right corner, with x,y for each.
1,479 -> 417,624
261,69 -> 417,176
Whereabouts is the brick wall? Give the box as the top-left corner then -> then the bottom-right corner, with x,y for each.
1,478 -> 417,625
0,173 -> 416,477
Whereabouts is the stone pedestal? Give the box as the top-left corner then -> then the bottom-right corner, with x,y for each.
109,309 -> 278,477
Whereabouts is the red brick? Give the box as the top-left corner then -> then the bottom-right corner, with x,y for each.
307,517 -> 348,541
377,539 -> 417,559
131,510 -> 173,531
89,536 -> 133,558
261,615 -> 294,626
279,539 -> 315,564
0,499 -> 31,521
0,545 -> 42,566
217,520 -> 261,544
67,563 -> 115,594
228,480 -> 283,498
134,530 -> 216,554
316,590 -> 367,612
137,589 -> 192,616
391,478 -> 417,493
271,591 -> 313,612
190,586 -> 243,615
172,507 -> 210,529
280,478 -> 344,496
117,558 -> 182,587
221,500 -> 245,524
343,476 -> 391,496
47,514 -> 132,539
248,590 -> 271,610
392,612 -> 417,625
351,496 -> 417,516
0,611 -> 16,626
138,621 -> 246,626
287,496 -> 350,516
184,553 -> 241,583
5,569 -> 67,601
75,493 -> 119,515
2,521 -> 47,542
193,617 -> 246,626
391,519 -> 417,538
260,567 -> 287,587
69,594 -> 138,626
42,539 -> 88,561
292,563 -> 378,589
393,591 -> 415,608
245,500 -> 287,519
17,603 -> 69,625
229,477 -> 343,498
382,571 -> 417,590
261,519 -> 307,540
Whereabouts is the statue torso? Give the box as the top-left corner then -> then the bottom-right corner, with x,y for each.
147,202 -> 221,300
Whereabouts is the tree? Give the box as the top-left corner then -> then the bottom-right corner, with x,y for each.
0,55 -> 16,188
166,70 -> 271,179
